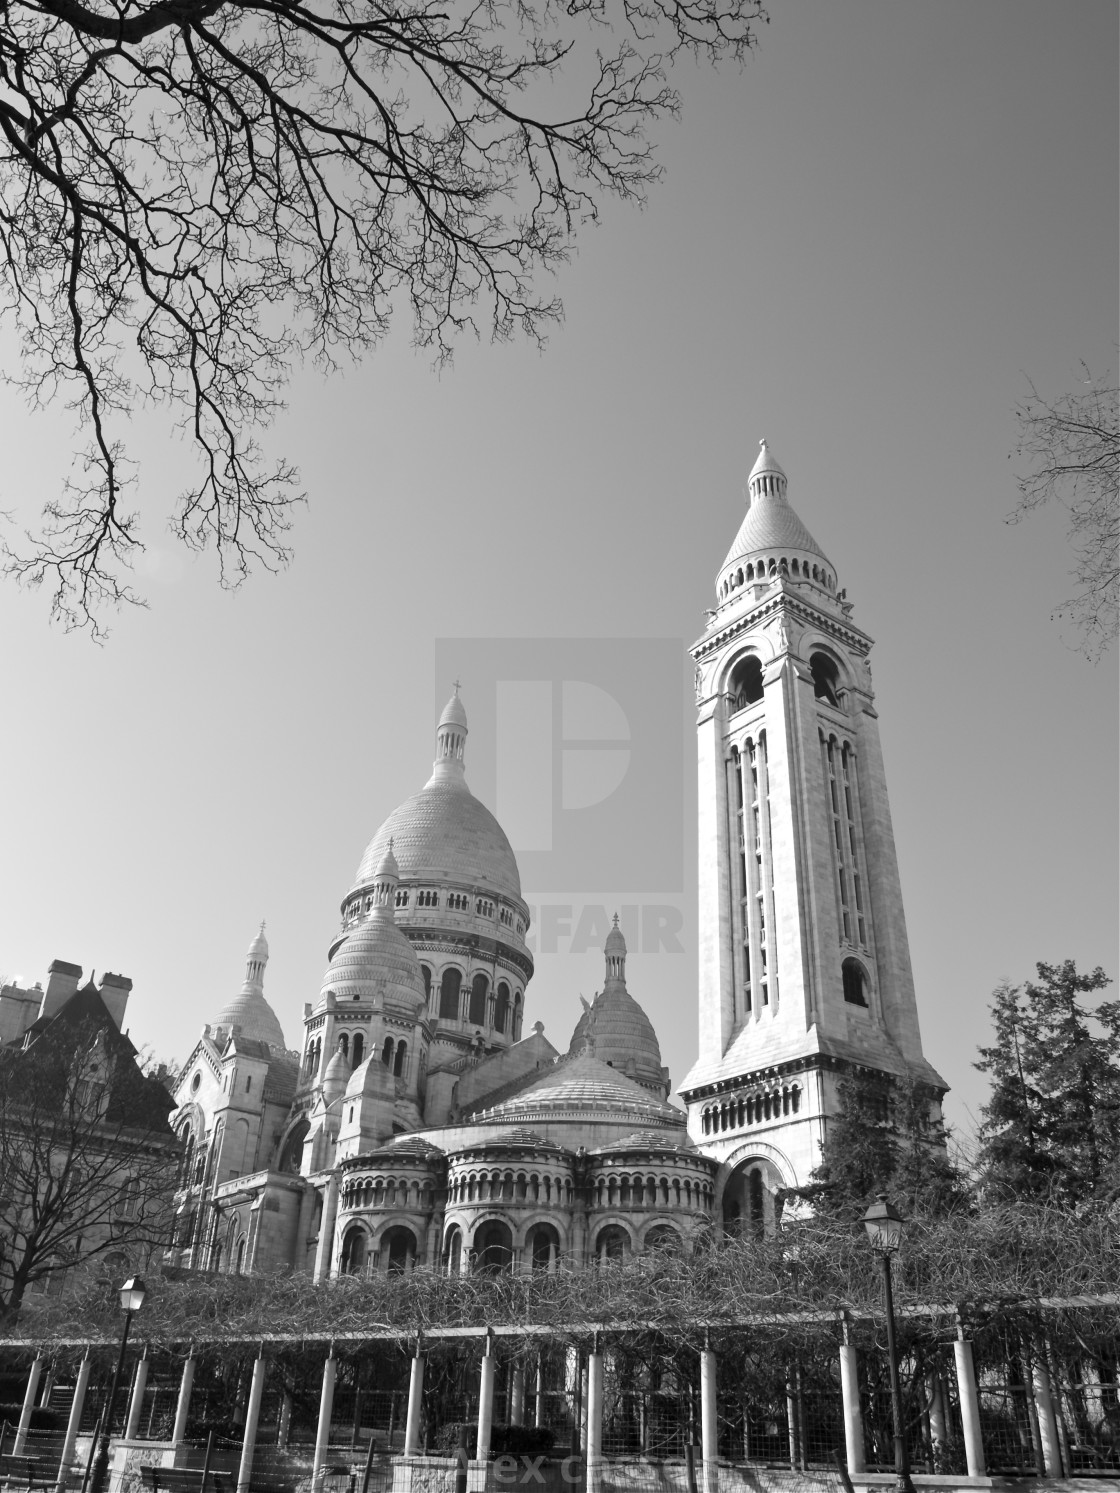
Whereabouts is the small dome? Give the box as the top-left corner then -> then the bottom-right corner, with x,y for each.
211,924 -> 286,1049
604,915 -> 626,957
592,1129 -> 699,1155
344,1054 -> 394,1100
439,687 -> 468,731
247,923 -> 269,960
375,840 -> 399,881
319,911 -> 425,1011
482,1050 -> 682,1125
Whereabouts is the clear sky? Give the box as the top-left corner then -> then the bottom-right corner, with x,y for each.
1,0 -> 1116,1150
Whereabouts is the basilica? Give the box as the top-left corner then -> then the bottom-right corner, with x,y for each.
167,441 -> 947,1278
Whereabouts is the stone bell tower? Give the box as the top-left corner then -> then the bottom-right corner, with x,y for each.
682,442 -> 946,1221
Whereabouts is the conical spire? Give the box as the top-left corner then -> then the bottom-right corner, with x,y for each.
716,440 -> 834,602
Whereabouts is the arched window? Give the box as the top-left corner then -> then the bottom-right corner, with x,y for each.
235,1238 -> 246,1275
469,973 -> 488,1026
473,1220 -> 514,1275
644,1225 -> 682,1254
421,965 -> 433,1006
512,993 -> 523,1041
444,1226 -> 463,1275
339,1032 -> 349,1059
381,1226 -> 417,1274
382,1037 -> 394,1065
594,1225 -> 629,1265
393,1041 -> 407,1077
494,982 -> 510,1034
527,1222 -> 560,1274
339,1225 -> 368,1275
810,651 -> 841,707
352,1033 -> 364,1067
842,958 -> 869,1007
728,655 -> 764,711
439,968 -> 462,1020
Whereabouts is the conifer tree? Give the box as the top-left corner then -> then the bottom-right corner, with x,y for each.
975,961 -> 1118,1204
802,1069 -> 964,1221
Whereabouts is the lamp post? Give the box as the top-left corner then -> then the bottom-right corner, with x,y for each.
89,1277 -> 148,1493
862,1196 -> 914,1493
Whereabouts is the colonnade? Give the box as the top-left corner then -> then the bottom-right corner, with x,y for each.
12,1320 -> 1069,1482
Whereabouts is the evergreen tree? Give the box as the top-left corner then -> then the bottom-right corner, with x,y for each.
802,1068 -> 964,1221
976,961 -> 1118,1204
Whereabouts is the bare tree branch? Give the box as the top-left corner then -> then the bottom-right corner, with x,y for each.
1011,368 -> 1120,662
0,0 -> 767,632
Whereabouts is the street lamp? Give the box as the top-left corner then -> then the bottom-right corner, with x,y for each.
862,1197 -> 914,1493
89,1277 -> 148,1493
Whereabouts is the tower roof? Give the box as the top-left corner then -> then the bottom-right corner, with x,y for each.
439,685 -> 468,731
567,921 -> 666,1094
718,441 -> 834,593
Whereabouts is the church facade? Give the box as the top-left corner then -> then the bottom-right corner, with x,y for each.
167,442 -> 946,1278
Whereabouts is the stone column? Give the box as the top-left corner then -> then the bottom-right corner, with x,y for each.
534,1358 -> 545,1428
172,1356 -> 195,1444
54,1353 -> 92,1493
314,1176 -> 340,1283
477,1343 -> 497,1463
1031,1354 -> 1061,1477
838,1343 -> 865,1475
312,1354 -> 338,1484
585,1351 -> 604,1493
236,1356 -> 268,1493
699,1346 -> 718,1493
14,1356 -> 44,1454
124,1351 -> 150,1440
953,1337 -> 985,1478
403,1351 -> 425,1457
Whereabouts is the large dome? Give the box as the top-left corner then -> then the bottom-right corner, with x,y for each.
355,779 -> 521,900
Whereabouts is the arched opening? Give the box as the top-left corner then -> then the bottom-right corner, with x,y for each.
393,1041 -> 408,1077
473,1220 -> 514,1275
439,968 -> 462,1020
421,965 -> 433,1006
527,1222 -> 560,1274
494,982 -> 510,1034
644,1225 -> 682,1254
278,1117 -> 309,1174
810,651 -> 841,707
593,1225 -> 630,1265
469,973 -> 489,1026
352,1033 -> 364,1067
443,1226 -> 463,1275
723,1161 -> 771,1240
339,1225 -> 368,1275
728,655 -> 764,711
381,1225 -> 417,1274
382,1037 -> 394,1065
842,958 -> 869,1007
339,1032 -> 349,1060
234,1237 -> 246,1275
512,993 -> 523,1041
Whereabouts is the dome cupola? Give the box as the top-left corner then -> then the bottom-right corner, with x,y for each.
210,923 -> 287,1050
567,921 -> 669,1098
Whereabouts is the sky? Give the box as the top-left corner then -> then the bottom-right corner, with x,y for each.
1,0 -> 1116,1151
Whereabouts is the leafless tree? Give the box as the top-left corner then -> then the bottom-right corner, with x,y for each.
0,1015 -> 179,1324
1011,369 -> 1119,661
0,0 -> 766,632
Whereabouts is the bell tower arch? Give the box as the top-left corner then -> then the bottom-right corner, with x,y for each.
684,442 -> 946,1198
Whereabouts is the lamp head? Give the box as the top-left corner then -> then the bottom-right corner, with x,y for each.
118,1276 -> 148,1313
862,1193 -> 905,1254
